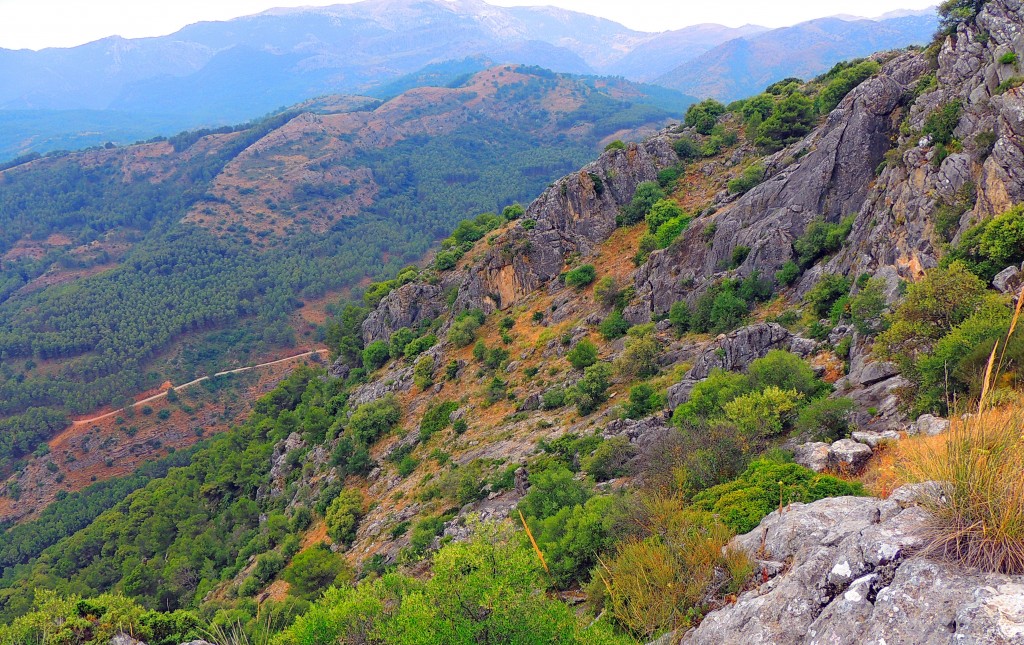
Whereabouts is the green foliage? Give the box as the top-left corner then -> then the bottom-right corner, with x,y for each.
689,277 -> 770,335
413,355 -> 435,389
347,395 -> 402,444
849,277 -> 888,335
620,181 -> 665,226
419,401 -> 458,443
816,60 -> 880,113
668,300 -> 691,336
1000,51 -> 1018,65
756,92 -> 816,151
570,362 -> 614,415
673,369 -> 750,428
795,397 -> 856,442
531,495 -> 620,588
615,324 -> 661,379
938,0 -> 988,33
362,340 -> 390,371
685,99 -> 727,135
623,383 -> 665,419
389,327 -> 416,359
646,199 -> 684,233
599,310 -> 632,340
923,101 -> 963,146
727,164 -> 765,195
692,458 -> 865,534
403,334 -> 437,359
604,139 -> 626,151
282,544 -> 351,600
593,276 -> 621,308
519,465 -> 592,520
947,204 -> 1024,281
776,260 -> 801,286
723,387 -> 803,439
655,214 -> 692,249
807,274 -> 852,318
542,387 -> 568,410
996,76 -> 1024,94
794,214 -> 855,268
567,338 -> 600,370
448,308 -> 485,348
672,137 -> 701,161
325,489 -> 364,547
564,264 -> 597,289
747,349 -> 822,397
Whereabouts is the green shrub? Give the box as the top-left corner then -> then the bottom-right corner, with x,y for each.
655,216 -> 692,249
348,395 -> 402,444
570,362 -> 614,415
775,260 -> 801,286
923,101 -> 962,146
996,76 -> 1024,94
599,310 -> 632,340
727,164 -> 765,195
623,383 -> 665,419
388,327 -> 415,359
806,274 -> 852,318
605,140 -> 626,151
692,458 -> 865,534
519,465 -> 592,520
794,214 -> 855,267
947,204 -> 1024,281
1000,51 -> 1018,65
567,338 -> 599,370
668,300 -> 691,335
564,264 -> 597,289
748,349 -> 823,397
673,136 -> 701,161
542,387 -> 567,409
849,277 -> 888,335
794,397 -> 855,442
531,495 -> 619,589
756,92 -> 816,151
447,309 -> 485,347
325,489 -> 364,546
730,245 -> 751,268
593,276 -> 621,308
615,324 -> 660,379
645,199 -> 684,233
420,401 -> 458,442
685,99 -> 727,134
282,545 -> 351,600
816,60 -> 880,113
362,340 -> 390,370
413,355 -> 435,389
672,369 -> 750,428
723,386 -> 803,439
620,181 -> 666,226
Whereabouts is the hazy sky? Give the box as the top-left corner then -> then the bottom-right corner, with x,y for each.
0,0 -> 938,50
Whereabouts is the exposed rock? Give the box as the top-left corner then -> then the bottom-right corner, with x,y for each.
827,439 -> 873,473
792,442 -> 831,472
666,323 -> 815,408
994,265 -> 1022,294
517,392 -> 542,412
912,413 -> 951,436
682,485 -> 1024,645
361,282 -> 446,344
109,635 -> 146,645
851,429 -> 901,448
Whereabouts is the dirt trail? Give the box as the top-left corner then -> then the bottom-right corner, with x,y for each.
72,349 -> 329,426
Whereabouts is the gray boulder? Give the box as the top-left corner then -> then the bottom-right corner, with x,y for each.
993,265 -> 1022,294
851,429 -> 901,448
827,439 -> 873,473
793,442 -> 831,472
682,484 -> 1024,644
912,413 -> 951,436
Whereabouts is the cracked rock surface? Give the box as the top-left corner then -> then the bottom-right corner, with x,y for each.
682,484 -> 1024,644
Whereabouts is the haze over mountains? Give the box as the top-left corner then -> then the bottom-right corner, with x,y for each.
0,0 -> 937,160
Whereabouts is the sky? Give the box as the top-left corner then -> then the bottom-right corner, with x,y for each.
0,0 -> 938,51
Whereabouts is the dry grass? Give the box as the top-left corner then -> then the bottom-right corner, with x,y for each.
898,284 -> 1024,574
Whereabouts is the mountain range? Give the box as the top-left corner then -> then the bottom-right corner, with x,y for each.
0,0 -> 937,159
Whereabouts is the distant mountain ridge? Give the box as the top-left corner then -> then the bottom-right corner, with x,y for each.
0,0 -> 937,159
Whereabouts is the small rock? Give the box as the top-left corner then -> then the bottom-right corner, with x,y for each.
828,439 -> 873,473
912,413 -> 950,436
993,265 -> 1021,294
517,393 -> 542,412
851,430 -> 901,447
793,442 -> 831,472
109,635 -> 145,645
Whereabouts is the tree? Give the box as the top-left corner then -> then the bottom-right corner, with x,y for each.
325,489 -> 364,547
571,362 -> 614,415
283,545 -> 352,599
362,340 -> 390,371
616,324 -> 660,379
756,93 -> 816,151
567,339 -> 599,370
685,99 -> 727,135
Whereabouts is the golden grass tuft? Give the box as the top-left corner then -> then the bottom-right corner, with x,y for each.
898,283 -> 1024,574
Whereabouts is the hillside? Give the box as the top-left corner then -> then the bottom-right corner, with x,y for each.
656,14 -> 938,101
0,64 -> 679,488
2,0 -> 1024,643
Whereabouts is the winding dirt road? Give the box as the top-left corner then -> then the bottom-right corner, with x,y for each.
72,349 -> 329,426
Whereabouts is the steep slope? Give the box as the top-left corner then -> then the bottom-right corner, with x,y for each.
657,14 -> 938,101
0,65 -> 678,491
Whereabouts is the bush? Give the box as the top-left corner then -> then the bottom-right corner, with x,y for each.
816,60 -> 880,113
849,277 -> 888,335
794,397 -> 855,442
646,199 -> 684,233
362,340 -> 390,370
948,204 -> 1024,281
691,284 -> 749,334
531,495 -> 619,588
748,349 -> 822,397
793,214 -> 855,268
672,369 -> 750,428
685,99 -> 727,135
668,300 -> 691,335
672,136 -> 701,161
692,458 -> 864,534
623,383 -> 665,419
325,489 -> 364,546
599,310 -> 632,340
519,465 -> 592,520
570,362 -> 614,415
620,181 -> 665,226
564,264 -> 597,289
419,401 -> 458,442
806,274 -> 852,318
447,309 -> 485,347
923,101 -> 962,146
593,276 -> 620,308
542,387 -> 568,410
723,386 -> 803,439
616,324 -> 660,379
413,355 -> 435,389
727,164 -> 765,195
402,334 -> 436,359
283,545 -> 352,600
755,92 -> 816,151
605,139 -> 626,151
567,338 -> 599,370
1000,51 -> 1018,65
655,216 -> 691,249
775,260 -> 801,286
730,245 -> 751,268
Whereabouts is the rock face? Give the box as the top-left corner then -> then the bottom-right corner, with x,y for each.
362,283 -> 446,344
683,485 -> 1024,644
666,323 -> 816,408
